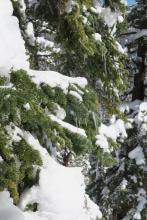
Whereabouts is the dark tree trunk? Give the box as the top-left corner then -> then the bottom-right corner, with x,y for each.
132,43 -> 147,101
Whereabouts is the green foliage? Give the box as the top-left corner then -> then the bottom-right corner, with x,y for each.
0,0 -> 128,202
0,69 -> 103,201
83,88 -> 98,112
66,131 -> 92,155
41,84 -> 67,108
14,140 -> 42,168
32,0 -> 127,110
96,148 -> 116,167
0,161 -> 19,203
104,0 -> 126,12
0,125 -> 42,203
13,140 -> 42,189
0,125 -> 19,202
0,125 -> 11,160
25,203 -> 38,211
59,6 -> 96,56
55,4 -> 127,110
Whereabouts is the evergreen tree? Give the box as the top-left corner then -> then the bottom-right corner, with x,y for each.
88,1 -> 147,219
10,0 -> 128,168
0,0 -> 128,216
14,0 -> 127,110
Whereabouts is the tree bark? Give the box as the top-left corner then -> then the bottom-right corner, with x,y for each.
132,43 -> 147,101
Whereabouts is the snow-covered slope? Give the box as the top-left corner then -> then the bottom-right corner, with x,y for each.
0,0 -> 29,75
0,191 -> 24,220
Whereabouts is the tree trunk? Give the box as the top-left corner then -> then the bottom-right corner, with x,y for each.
132,43 -> 147,101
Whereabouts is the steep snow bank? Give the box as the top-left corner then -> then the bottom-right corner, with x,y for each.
6,124 -> 102,220
0,191 -> 24,220
0,0 -> 29,75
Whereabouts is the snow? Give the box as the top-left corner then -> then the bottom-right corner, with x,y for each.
127,29 -> 147,43
116,41 -> 126,54
95,134 -> 110,153
0,191 -> 45,220
128,146 -> 145,165
54,104 -> 66,120
130,175 -> 137,183
25,22 -> 35,46
23,103 -> 31,110
49,114 -> 87,137
138,102 -> 147,113
121,0 -> 127,5
5,123 -> 102,220
96,119 -> 127,153
19,131 -> 101,220
92,0 -> 102,14
122,100 -> 141,112
99,119 -> 127,141
65,0 -> 74,13
92,33 -> 102,42
91,3 -> 124,33
0,191 -> 24,220
21,137 -> 101,220
69,90 -> 83,102
28,70 -> 87,94
121,178 -> 128,190
81,15 -> 88,24
0,0 -> 29,76
37,37 -> 54,49
0,83 -> 13,89
101,8 -> 122,28
72,84 -> 84,95
6,123 -> 24,142
134,102 -> 147,135
0,155 -> 3,162
133,188 -> 147,220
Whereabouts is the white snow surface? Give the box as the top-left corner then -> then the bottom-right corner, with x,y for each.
49,114 -> 87,137
0,0 -> 29,76
127,29 -> 147,43
133,188 -> 147,220
69,90 -> 83,102
121,0 -> 127,5
54,104 -> 66,120
37,37 -> 54,49
25,22 -> 35,46
91,2 -> 124,32
116,41 -> 126,54
121,178 -> 128,190
101,8 -> 120,28
28,70 -> 87,94
92,33 -> 102,42
128,146 -> 145,165
0,155 -> 3,162
5,124 -> 102,220
0,191 -> 24,220
135,102 -> 147,124
96,119 -> 127,153
23,103 -> 31,111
